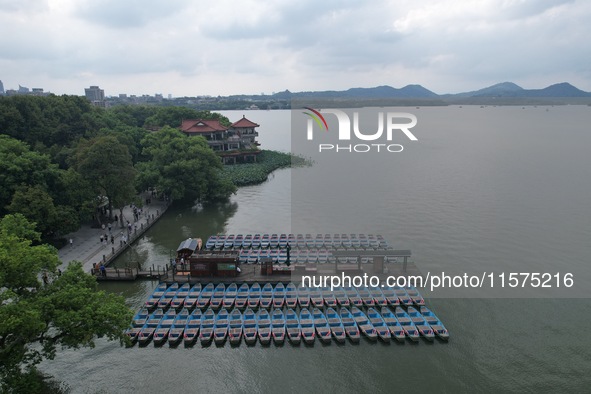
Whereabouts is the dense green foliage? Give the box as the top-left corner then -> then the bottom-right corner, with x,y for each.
0,214 -> 132,393
223,150 -> 310,186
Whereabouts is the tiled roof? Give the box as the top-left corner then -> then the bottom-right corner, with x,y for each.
231,116 -> 260,128
180,119 -> 228,133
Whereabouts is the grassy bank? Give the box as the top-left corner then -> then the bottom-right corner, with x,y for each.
223,150 -> 311,186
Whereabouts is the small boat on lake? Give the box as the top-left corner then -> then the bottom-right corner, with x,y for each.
271,309 -> 286,345
257,309 -> 272,345
285,308 -> 301,345
214,235 -> 226,249
408,306 -> 434,341
251,233 -> 261,249
170,283 -> 191,311
351,307 -> 377,341
183,308 -> 202,346
285,283 -> 298,308
420,306 -> 449,341
405,286 -> 426,307
242,234 -> 253,249
243,308 -> 258,345
369,287 -> 388,307
297,286 -> 310,308
260,233 -> 270,249
228,309 -> 243,346
381,287 -> 400,307
299,308 -> 315,345
168,308 -> 189,346
213,308 -> 230,345
248,282 -> 261,309
210,283 -> 226,310
224,234 -> 235,249
145,283 -> 167,311
126,307 -> 149,344
260,283 -> 273,309
223,283 -> 238,309
272,283 -> 286,308
233,234 -> 244,249
322,287 -> 338,308
205,235 -> 217,250
344,286 -> 363,307
309,287 -> 324,308
183,283 -> 202,310
157,282 -> 179,310
394,286 -> 413,307
196,282 -> 214,310
138,308 -> 164,345
339,308 -> 360,343
333,286 -> 350,307
367,307 -> 391,343
326,307 -> 346,343
312,308 -> 332,344
381,307 -> 406,342
270,233 -> 279,249
357,287 -> 375,307
153,309 -> 176,346
199,308 -> 215,345
394,306 -> 420,342
235,283 -> 249,309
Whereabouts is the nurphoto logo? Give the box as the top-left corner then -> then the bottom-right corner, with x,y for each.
303,107 -> 418,153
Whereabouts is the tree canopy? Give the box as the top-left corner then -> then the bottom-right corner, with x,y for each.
0,214 -> 132,393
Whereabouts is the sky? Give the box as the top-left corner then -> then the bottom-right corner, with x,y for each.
1,0 -> 590,97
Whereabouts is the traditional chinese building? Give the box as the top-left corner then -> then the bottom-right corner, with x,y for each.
179,115 -> 261,164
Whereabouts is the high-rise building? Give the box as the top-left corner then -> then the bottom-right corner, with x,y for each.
0,80 -> 4,94
84,86 -> 105,106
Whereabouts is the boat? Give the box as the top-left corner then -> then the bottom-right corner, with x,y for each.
326,307 -> 346,343
260,283 -> 273,309
183,283 -> 202,310
407,307 -> 435,341
170,283 -> 191,311
199,308 -> 216,345
153,309 -> 176,346
321,287 -> 338,308
269,233 -> 279,249
381,287 -> 400,307
213,308 -> 229,345
235,283 -> 249,309
272,282 -> 286,308
419,306 -> 450,341
394,286 -> 413,307
357,287 -> 375,307
228,308 -> 243,345
339,308 -> 360,343
251,234 -> 261,249
256,309 -> 272,345
210,283 -> 226,310
248,282 -> 261,308
196,282 -> 214,309
243,308 -> 258,345
168,308 -> 189,346
223,283 -> 238,309
260,234 -> 270,249
405,286 -> 426,307
333,287 -> 350,307
138,308 -> 164,345
309,287 -> 324,308
394,306 -> 420,342
223,234 -> 235,249
351,306 -> 377,341
285,308 -> 301,345
214,235 -> 226,249
278,234 -> 288,249
312,307 -> 332,344
299,308 -> 315,345
144,283 -> 167,311
205,235 -> 217,250
344,286 -> 363,307
380,307 -> 406,342
183,308 -> 202,346
126,307 -> 149,344
367,307 -> 391,342
297,286 -> 310,308
157,282 -> 179,310
233,234 -> 244,249
242,234 -> 253,249
271,309 -> 286,345
369,286 -> 388,307
285,283 -> 298,308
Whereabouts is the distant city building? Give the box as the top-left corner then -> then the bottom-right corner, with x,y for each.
179,115 -> 261,164
18,85 -> 30,94
0,80 -> 4,94
84,85 -> 105,107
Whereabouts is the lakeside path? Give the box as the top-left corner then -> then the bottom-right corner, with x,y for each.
57,194 -> 168,273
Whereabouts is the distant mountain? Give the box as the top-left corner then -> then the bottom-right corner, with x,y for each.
272,84 -> 438,99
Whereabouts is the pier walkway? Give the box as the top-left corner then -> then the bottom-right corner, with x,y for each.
58,194 -> 168,273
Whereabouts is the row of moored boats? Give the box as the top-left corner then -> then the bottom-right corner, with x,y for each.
126,282 -> 449,346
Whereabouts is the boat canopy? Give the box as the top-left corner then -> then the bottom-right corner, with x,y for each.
177,238 -> 199,253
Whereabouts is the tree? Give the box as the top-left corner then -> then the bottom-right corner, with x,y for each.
144,107 -> 231,128
0,214 -> 132,393
73,136 -> 136,221
136,126 -> 236,202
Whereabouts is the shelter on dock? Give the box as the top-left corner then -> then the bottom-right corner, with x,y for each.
188,250 -> 240,278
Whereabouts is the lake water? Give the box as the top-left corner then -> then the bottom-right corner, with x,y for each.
41,107 -> 591,393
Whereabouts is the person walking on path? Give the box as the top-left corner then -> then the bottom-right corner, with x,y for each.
99,264 -> 106,278
69,238 -> 73,247
108,223 -> 112,232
